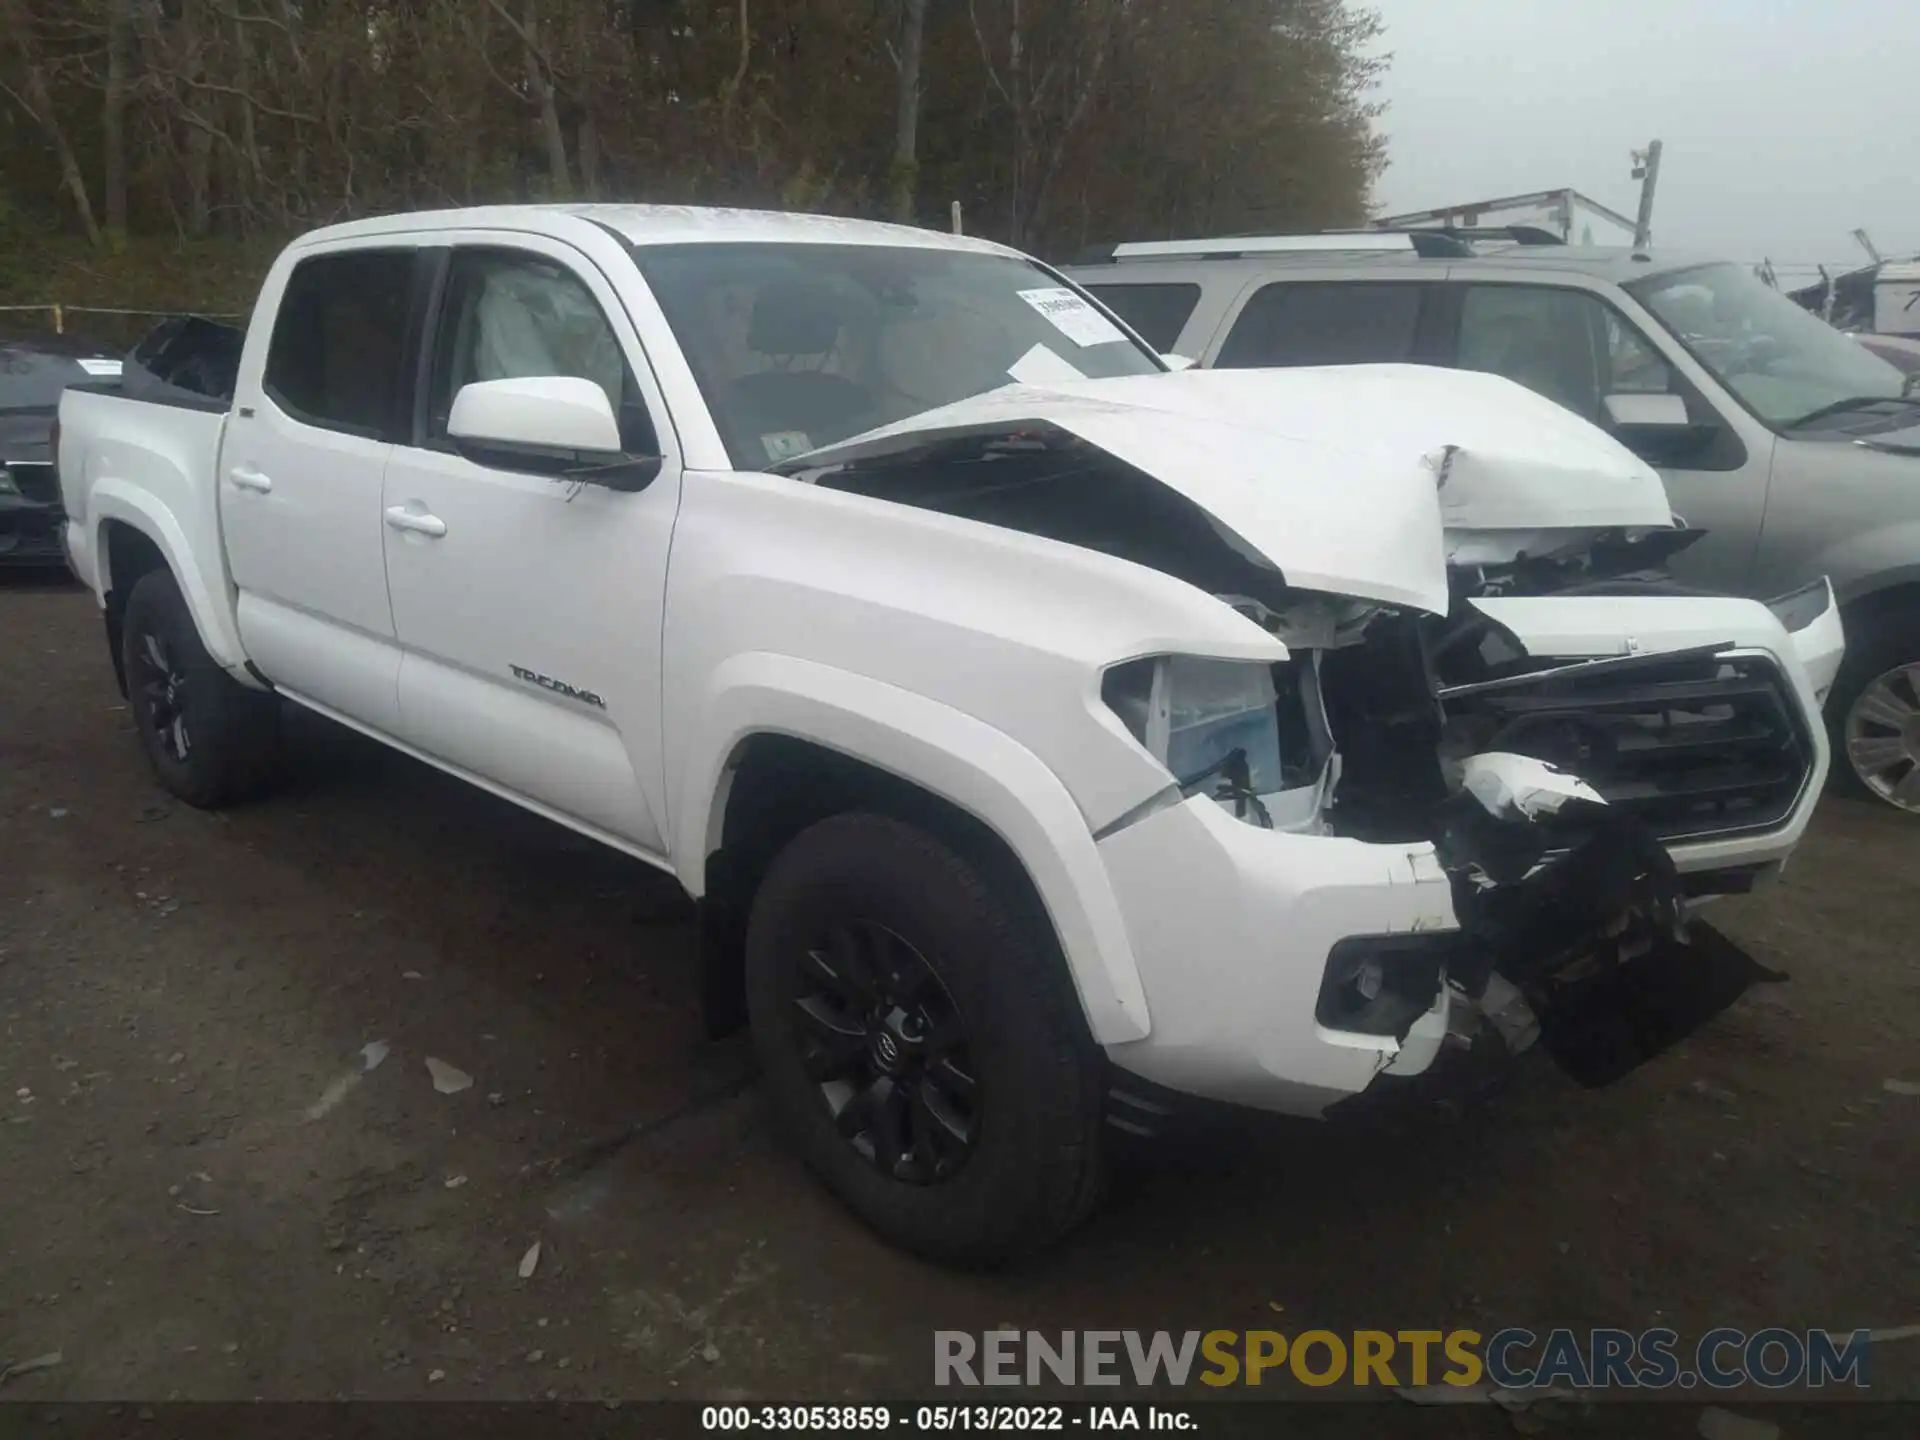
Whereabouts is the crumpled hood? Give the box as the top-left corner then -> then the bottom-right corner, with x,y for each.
1214,365 -> 1681,566
785,365 -> 1677,616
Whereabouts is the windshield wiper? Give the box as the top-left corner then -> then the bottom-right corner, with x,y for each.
1782,393 -> 1920,429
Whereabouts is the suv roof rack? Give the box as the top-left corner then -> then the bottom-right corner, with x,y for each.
1371,223 -> 1568,247
1075,230 -> 1475,264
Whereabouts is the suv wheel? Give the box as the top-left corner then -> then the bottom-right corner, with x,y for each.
1828,608 -> 1920,812
744,812 -> 1104,1264
122,569 -> 283,808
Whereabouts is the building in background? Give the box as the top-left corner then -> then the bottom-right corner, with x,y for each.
1787,258 -> 1920,337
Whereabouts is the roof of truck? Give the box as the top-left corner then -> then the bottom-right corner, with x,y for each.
296,204 -> 1024,260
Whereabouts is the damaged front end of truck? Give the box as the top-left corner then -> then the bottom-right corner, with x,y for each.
779,365 -> 1831,1094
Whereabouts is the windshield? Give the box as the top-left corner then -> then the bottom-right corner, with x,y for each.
1627,262 -> 1907,428
633,242 -> 1163,468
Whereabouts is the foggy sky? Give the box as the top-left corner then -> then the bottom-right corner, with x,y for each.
1366,0 -> 1917,278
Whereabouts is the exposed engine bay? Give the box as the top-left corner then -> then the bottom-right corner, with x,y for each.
1123,589 -> 1802,1089
784,416 -> 1817,1090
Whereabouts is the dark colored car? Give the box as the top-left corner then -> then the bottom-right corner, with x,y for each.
1,331 -> 123,566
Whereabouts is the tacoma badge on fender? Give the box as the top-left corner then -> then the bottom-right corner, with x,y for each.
509,664 -> 606,709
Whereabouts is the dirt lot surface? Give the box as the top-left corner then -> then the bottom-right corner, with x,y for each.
3,574 -> 1917,1423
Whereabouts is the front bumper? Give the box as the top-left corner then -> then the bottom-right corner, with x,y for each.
1096,796 -> 1461,1118
1094,735 -> 1823,1120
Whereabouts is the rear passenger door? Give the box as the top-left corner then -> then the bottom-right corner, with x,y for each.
224,245 -> 428,732
1208,280 -> 1444,370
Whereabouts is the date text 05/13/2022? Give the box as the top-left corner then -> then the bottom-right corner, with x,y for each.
700,1404 -> 1193,1431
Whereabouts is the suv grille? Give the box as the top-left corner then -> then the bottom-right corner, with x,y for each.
1444,650 -> 1812,842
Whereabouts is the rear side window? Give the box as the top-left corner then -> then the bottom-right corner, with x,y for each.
263,250 -> 414,439
1083,283 -> 1202,352
1215,282 -> 1424,369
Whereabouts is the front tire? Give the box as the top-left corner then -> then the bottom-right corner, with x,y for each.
121,568 -> 283,808
1827,606 -> 1920,812
744,812 -> 1104,1265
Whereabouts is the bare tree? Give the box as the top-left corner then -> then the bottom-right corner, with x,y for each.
103,0 -> 132,236
889,0 -> 928,223
721,0 -> 752,142
0,0 -> 104,247
0,0 -> 1391,266
522,0 -> 572,196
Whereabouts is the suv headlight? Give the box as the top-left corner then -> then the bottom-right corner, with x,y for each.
0,465 -> 19,497
1102,656 -> 1287,819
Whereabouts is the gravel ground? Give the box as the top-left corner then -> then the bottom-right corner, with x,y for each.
2,573 -> 1917,1424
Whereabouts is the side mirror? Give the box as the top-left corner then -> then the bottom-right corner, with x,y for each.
1603,392 -> 1691,431
1160,353 -> 1200,372
448,376 -> 660,490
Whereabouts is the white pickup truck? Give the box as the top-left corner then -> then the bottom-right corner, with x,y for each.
57,205 -> 1844,1263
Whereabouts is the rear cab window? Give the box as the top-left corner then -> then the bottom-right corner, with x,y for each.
1080,283 -> 1202,352
263,249 -> 416,439
1214,282 -> 1426,368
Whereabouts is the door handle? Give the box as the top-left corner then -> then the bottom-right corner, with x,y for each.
384,505 -> 447,538
229,466 -> 273,493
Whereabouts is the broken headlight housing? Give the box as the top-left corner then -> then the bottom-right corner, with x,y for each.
1104,655 -> 1317,826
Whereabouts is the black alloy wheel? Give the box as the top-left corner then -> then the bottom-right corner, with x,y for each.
743,812 -> 1105,1264
119,568 -> 283,808
788,918 -> 979,1183
133,628 -> 193,764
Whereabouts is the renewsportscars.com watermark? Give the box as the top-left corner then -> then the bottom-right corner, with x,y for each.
934,1328 -> 1875,1391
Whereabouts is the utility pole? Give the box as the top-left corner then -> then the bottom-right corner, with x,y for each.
1630,139 -> 1663,250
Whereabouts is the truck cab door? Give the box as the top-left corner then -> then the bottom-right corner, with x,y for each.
224,246 -> 428,732
1445,277 -> 1775,592
379,241 -> 682,859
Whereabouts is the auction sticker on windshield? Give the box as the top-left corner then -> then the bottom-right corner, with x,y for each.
1007,342 -> 1088,386
1018,288 -> 1127,348
760,431 -> 813,463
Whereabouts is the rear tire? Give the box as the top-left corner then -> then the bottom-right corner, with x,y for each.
121,569 -> 283,808
1826,605 -> 1920,812
744,812 -> 1104,1265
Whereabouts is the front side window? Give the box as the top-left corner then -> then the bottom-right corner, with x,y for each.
1214,282 -> 1424,369
633,243 -> 1163,469
263,250 -> 413,438
427,249 -> 656,453
1627,261 -> 1907,429
1457,285 -> 1616,422
1455,283 -> 1747,470
1602,310 -> 1675,395
1082,282 -> 1202,352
